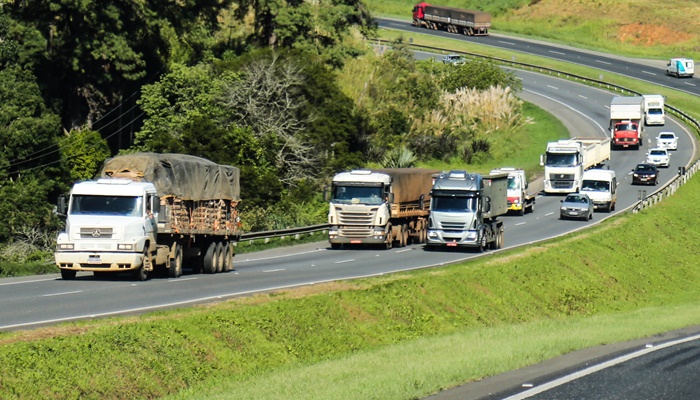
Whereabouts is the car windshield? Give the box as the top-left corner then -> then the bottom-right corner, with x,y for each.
581,180 -> 609,192
636,165 -> 655,172
565,195 -> 587,204
659,134 -> 675,139
650,150 -> 666,156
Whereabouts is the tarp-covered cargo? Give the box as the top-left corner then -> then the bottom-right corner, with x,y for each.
101,153 -> 241,201
372,168 -> 438,205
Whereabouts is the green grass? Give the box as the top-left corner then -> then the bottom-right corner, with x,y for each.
3,178 -> 700,399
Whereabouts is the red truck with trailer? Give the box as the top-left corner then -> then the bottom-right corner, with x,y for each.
412,2 -> 491,36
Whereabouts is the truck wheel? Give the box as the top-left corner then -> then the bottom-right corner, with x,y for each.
222,242 -> 234,272
519,207 -> 525,216
61,269 -> 77,280
498,230 -> 505,249
401,225 -> 409,247
203,242 -> 216,274
214,242 -> 224,273
478,235 -> 487,253
134,248 -> 150,281
168,243 -> 183,278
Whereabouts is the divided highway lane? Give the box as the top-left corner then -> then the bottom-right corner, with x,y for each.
379,18 -> 700,96
0,70 -> 693,332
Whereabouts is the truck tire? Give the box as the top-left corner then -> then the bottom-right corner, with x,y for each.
477,234 -> 487,253
61,269 -> 77,280
168,243 -> 183,278
214,242 -> 224,273
401,225 -> 409,247
529,201 -> 535,214
134,248 -> 150,281
203,242 -> 216,274
223,242 -> 234,272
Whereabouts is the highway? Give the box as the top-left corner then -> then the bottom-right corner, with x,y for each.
0,68 -> 694,332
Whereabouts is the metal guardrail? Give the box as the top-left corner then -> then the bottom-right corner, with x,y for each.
239,40 -> 700,241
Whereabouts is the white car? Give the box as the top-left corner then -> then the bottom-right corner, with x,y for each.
442,54 -> 465,65
646,148 -> 671,167
656,132 -> 678,150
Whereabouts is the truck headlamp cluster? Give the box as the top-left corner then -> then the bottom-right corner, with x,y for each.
465,231 -> 478,240
427,230 -> 438,238
117,244 -> 134,250
372,229 -> 384,237
58,244 -> 74,250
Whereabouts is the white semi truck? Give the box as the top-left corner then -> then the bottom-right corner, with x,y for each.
327,168 -> 437,249
55,153 -> 242,280
426,170 -> 508,251
540,137 -> 611,194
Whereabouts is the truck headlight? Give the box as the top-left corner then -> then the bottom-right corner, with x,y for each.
118,244 -> 134,250
58,244 -> 74,250
466,231 -> 477,240
427,230 -> 438,238
373,229 -> 384,236
329,229 -> 338,236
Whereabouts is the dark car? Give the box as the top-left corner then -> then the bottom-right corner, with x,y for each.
632,163 -> 659,185
560,193 -> 594,221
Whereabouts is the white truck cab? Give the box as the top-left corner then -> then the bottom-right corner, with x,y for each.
580,169 -> 617,212
642,94 -> 665,126
666,58 -> 694,78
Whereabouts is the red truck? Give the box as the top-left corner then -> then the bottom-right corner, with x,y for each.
412,2 -> 490,36
609,96 -> 644,150
612,121 -> 642,150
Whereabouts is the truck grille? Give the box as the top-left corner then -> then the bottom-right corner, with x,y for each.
337,208 -> 378,225
79,227 -> 114,239
439,221 -> 468,230
548,173 -> 575,189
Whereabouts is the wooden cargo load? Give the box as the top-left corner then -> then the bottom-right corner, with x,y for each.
372,168 -> 437,218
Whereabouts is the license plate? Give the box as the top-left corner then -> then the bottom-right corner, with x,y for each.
88,255 -> 101,264
350,240 -> 361,244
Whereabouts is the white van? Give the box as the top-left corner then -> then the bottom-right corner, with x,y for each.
642,94 -> 665,126
580,169 -> 617,212
666,58 -> 694,78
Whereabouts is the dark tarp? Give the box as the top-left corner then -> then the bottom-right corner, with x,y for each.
100,153 -> 241,201
372,168 -> 438,204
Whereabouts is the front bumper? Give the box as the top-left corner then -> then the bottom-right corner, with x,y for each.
55,251 -> 144,272
426,230 -> 479,247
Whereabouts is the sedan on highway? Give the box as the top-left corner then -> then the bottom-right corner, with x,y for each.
646,148 -> 671,167
632,163 -> 659,185
560,193 -> 594,220
656,132 -> 678,150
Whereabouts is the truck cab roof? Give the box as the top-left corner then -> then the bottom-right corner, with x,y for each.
71,179 -> 156,197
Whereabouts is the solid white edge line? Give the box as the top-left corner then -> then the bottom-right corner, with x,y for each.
504,333 -> 700,399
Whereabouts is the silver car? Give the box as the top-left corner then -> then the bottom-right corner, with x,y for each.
560,193 -> 594,221
655,132 -> 678,150
646,147 -> 671,167
442,54 -> 465,65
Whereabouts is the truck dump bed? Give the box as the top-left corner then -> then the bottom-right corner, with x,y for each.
372,168 -> 438,218
483,173 -> 509,219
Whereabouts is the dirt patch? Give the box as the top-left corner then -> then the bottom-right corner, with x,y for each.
618,23 -> 692,46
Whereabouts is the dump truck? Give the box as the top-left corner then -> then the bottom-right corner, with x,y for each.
540,137 -> 611,194
412,2 -> 490,36
426,170 -> 508,251
610,96 -> 644,149
55,153 -> 242,280
328,168 -> 437,249
490,167 -> 536,215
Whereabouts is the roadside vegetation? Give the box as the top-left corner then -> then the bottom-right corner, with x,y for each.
2,177 -> 700,399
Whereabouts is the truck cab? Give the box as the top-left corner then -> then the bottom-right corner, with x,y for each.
55,179 -> 160,280
612,120 -> 641,149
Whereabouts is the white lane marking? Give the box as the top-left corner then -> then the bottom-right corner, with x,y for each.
595,60 -> 611,65
0,277 -> 56,286
642,70 -> 656,75
334,259 -> 355,264
498,40 -> 516,46
237,248 -> 326,263
43,290 -> 82,297
395,248 -> 412,253
545,212 -> 555,217
684,82 -> 696,87
263,269 -> 285,273
504,333 -> 700,399
515,222 -> 527,226
549,50 -> 566,55
547,85 -> 559,90
578,95 -> 588,100
524,89 -> 608,135
169,277 -> 198,282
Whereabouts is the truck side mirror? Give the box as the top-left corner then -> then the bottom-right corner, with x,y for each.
56,195 -> 67,216
482,196 -> 491,213
539,154 -> 544,166
151,195 -> 160,214
387,193 -> 395,203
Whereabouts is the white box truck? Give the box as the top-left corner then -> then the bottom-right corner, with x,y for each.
642,95 -> 665,126
580,169 -> 617,212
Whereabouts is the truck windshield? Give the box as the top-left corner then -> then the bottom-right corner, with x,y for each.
507,176 -> 520,190
331,186 -> 384,205
581,180 -> 609,192
70,195 -> 143,216
545,153 -> 576,167
648,109 -> 663,115
432,196 -> 477,212
615,123 -> 637,131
